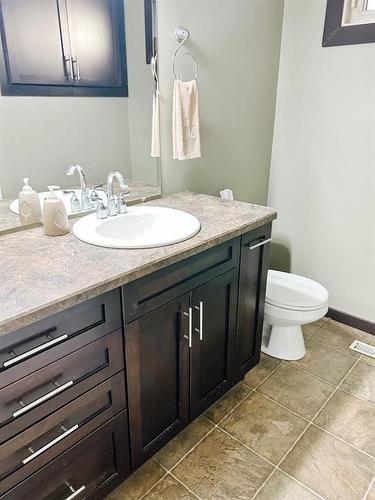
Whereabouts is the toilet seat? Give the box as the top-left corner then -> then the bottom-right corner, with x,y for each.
266,270 -> 328,312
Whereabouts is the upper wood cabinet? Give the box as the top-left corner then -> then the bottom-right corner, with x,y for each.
0,0 -> 128,96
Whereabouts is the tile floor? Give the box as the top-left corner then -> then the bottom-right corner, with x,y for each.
107,318 -> 375,500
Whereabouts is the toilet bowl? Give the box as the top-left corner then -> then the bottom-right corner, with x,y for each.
261,270 -> 329,361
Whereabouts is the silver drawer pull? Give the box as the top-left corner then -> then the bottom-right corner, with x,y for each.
4,334 -> 69,368
13,380 -> 74,418
183,307 -> 193,348
22,424 -> 79,465
194,301 -> 203,341
248,238 -> 272,251
64,485 -> 86,500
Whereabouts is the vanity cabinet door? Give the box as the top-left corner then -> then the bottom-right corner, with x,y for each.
125,295 -> 190,469
64,0 -> 126,89
189,269 -> 239,419
234,224 -> 272,382
0,0 -> 67,86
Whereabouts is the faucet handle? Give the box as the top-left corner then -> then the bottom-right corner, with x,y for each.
96,202 -> 108,219
117,194 -> 128,214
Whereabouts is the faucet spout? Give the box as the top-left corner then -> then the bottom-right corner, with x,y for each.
106,171 -> 129,199
67,164 -> 92,210
106,171 -> 129,216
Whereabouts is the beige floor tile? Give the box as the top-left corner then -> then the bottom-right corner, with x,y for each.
143,475 -> 197,499
314,389 -> 375,457
204,382 -> 252,424
341,361 -> 375,404
311,319 -> 374,357
280,426 -> 374,500
367,482 -> 375,500
106,459 -> 165,500
172,428 -> 273,499
243,353 -> 282,388
302,318 -> 328,339
361,353 -> 375,368
258,364 -> 334,420
255,470 -> 320,499
154,416 -> 214,470
291,339 -> 356,385
220,392 -> 307,464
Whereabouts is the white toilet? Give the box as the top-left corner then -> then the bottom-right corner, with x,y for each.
261,270 -> 329,361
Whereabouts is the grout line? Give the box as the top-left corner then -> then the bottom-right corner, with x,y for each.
168,472 -> 203,499
241,359 -> 285,391
304,318 -> 330,339
253,390 -> 310,422
304,336 -> 359,360
339,386 -> 375,408
168,425 -> 216,472
205,388 -> 255,427
363,474 -> 375,500
139,470 -> 168,500
284,363 -> 339,388
312,422 -> 375,459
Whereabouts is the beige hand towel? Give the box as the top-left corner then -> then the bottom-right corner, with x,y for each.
151,88 -> 160,158
172,79 -> 201,161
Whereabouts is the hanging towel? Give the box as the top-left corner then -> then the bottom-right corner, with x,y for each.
151,88 -> 160,158
172,79 -> 201,161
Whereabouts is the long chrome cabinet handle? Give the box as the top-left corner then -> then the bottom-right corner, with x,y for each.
194,301 -> 203,341
64,485 -> 86,500
248,238 -> 272,251
22,424 -> 79,465
4,334 -> 69,368
183,307 -> 193,348
13,380 -> 74,418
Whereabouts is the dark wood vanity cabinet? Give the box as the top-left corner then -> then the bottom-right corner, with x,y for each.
0,0 -> 127,96
235,224 -> 272,381
0,223 -> 271,499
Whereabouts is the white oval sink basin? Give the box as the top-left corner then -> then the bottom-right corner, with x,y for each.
72,206 -> 201,249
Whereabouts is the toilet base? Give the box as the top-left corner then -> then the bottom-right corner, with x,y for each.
261,324 -> 306,361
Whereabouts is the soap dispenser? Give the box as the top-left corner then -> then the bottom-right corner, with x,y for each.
18,178 -> 42,225
43,185 -> 70,236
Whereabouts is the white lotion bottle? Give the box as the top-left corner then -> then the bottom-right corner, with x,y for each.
18,178 -> 42,225
43,185 -> 70,236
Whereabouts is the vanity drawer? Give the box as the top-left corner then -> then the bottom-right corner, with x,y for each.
0,372 -> 126,495
0,330 -> 124,444
1,411 -> 130,500
0,288 -> 122,390
123,237 -> 240,322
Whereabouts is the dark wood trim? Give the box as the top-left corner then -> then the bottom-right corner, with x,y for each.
327,307 -> 375,335
323,0 -> 375,47
144,0 -> 155,64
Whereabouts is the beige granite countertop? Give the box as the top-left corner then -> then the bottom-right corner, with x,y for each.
0,192 -> 276,336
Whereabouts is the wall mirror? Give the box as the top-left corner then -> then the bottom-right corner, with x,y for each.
323,0 -> 375,46
0,0 -> 160,235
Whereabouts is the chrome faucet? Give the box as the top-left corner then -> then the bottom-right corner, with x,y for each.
106,171 -> 129,216
67,164 -> 92,210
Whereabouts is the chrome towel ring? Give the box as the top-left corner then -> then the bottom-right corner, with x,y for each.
172,26 -> 198,81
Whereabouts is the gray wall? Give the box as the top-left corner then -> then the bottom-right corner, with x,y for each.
0,0 -> 158,199
157,0 -> 284,205
268,0 -> 375,321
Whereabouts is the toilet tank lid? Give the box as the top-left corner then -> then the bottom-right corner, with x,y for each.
266,270 -> 329,310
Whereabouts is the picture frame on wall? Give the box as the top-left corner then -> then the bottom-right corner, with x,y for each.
323,0 -> 375,46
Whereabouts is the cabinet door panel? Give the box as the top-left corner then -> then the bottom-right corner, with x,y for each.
0,0 -> 66,85
65,0 -> 125,87
190,269 -> 238,419
125,295 -> 190,468
235,224 -> 272,381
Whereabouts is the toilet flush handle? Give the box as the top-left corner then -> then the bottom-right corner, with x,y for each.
248,238 -> 272,251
